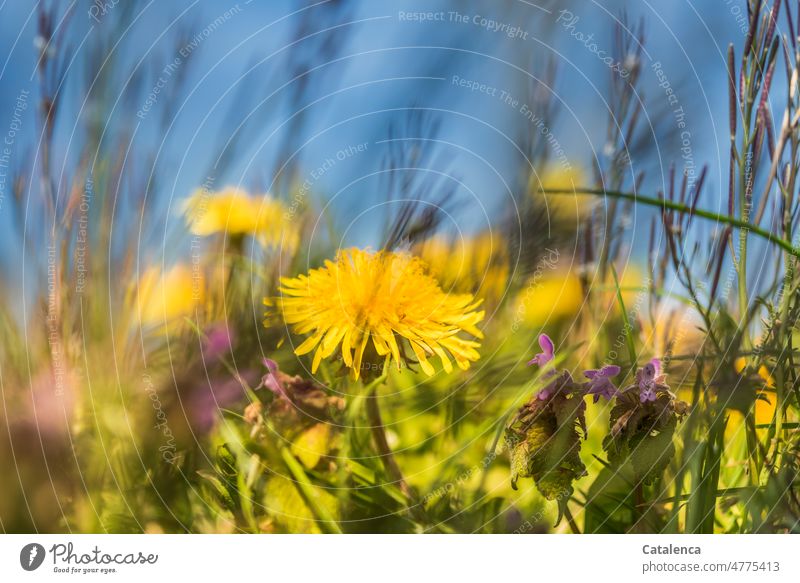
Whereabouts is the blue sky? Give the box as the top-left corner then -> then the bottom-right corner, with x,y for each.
0,0 -> 755,270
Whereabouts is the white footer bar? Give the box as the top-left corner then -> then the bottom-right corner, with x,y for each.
0,534 -> 797,582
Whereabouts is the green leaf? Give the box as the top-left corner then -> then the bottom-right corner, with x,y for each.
291,423 -> 331,469
264,474 -> 338,534
629,417 -> 676,484
279,447 -> 342,533
197,470 -> 236,512
603,392 -> 679,485
584,466 -> 637,533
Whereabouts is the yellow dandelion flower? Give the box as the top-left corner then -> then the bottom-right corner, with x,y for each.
514,269 -> 583,326
723,357 -> 777,440
733,357 -> 775,389
414,232 -> 509,305
182,186 -> 299,252
138,263 -> 203,325
531,165 -> 593,216
639,306 -> 705,359
271,247 -> 485,379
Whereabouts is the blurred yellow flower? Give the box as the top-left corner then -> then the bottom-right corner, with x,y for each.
733,357 -> 775,389
513,263 -> 647,336
586,263 -> 645,310
640,306 -> 705,360
271,247 -> 484,379
514,269 -> 583,327
138,263 -> 203,325
531,165 -> 593,216
182,186 -> 299,252
414,232 -> 509,305
725,357 -> 777,439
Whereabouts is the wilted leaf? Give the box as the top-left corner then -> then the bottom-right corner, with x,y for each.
505,372 -> 587,518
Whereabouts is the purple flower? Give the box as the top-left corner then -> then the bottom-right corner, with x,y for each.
203,324 -> 234,359
189,374 -> 250,434
260,358 -> 287,398
537,385 -> 554,400
584,364 -> 621,402
640,386 -> 657,402
536,371 -> 573,401
528,334 -> 555,367
637,358 -> 664,403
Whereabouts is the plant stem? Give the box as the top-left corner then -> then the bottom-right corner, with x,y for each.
563,505 -> 581,534
545,188 -> 800,259
280,446 -> 343,534
611,265 -> 637,365
632,481 -> 647,534
365,385 -> 428,525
